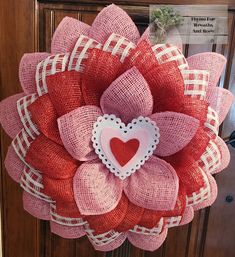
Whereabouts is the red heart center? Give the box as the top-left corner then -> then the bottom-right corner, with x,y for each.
110,137 -> 140,167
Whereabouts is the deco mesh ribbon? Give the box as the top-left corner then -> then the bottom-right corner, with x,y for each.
0,4 -> 234,252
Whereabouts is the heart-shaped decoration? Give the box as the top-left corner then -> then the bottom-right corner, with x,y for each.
91,114 -> 160,180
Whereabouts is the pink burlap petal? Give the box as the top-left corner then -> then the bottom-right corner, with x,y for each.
138,26 -> 183,51
206,87 -> 234,124
187,52 -> 226,87
124,156 -> 179,211
58,106 -> 102,161
23,191 -> 50,220
0,93 -> 24,138
19,53 -> 50,94
193,173 -> 218,211
73,160 -> 123,215
50,221 -> 86,239
51,17 -> 90,54
89,4 -> 140,44
151,112 -> 200,156
100,67 -> 153,124
127,228 -> 168,252
179,206 -> 194,225
4,144 -> 24,183
90,232 -> 127,251
213,136 -> 230,174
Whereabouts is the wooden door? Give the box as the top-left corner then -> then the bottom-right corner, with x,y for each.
0,1 -> 234,257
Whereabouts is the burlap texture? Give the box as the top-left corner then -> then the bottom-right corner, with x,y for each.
128,228 -> 167,252
25,134 -> 78,179
0,93 -> 25,138
89,4 -> 140,44
47,71 -> 84,116
73,160 -> 123,215
124,156 -> 179,211
4,144 -> 24,183
215,136 -> 230,173
19,53 -> 50,94
51,17 -> 90,54
85,194 -> 128,234
151,112 -> 199,157
28,94 -> 62,145
138,209 -> 162,229
179,207 -> 194,225
50,221 -> 86,239
100,67 -> 153,124
82,48 -> 122,106
90,232 -> 127,252
23,191 -> 50,220
187,52 -> 226,87
193,173 -> 218,211
55,200 -> 82,218
206,86 -> 234,124
58,105 -> 101,161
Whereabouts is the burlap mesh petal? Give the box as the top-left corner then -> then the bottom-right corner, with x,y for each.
43,176 -> 76,203
176,163 -> 205,195
0,93 -> 25,138
151,112 -> 199,156
124,156 -> 179,211
116,200 -> 144,232
143,61 -> 185,113
81,48 -> 122,106
46,71 -> 84,116
215,136 -> 230,174
127,228 -> 167,252
25,134 -> 78,179
100,66 -> 153,124
179,206 -> 194,225
138,209 -> 162,229
51,17 -> 90,54
50,221 -> 86,239
73,160 -> 123,215
187,52 -> 226,87
193,173 -> 217,211
19,53 -> 50,94
164,127 -> 210,168
4,144 -> 24,183
85,194 -> 128,234
89,4 -> 140,44
23,191 -> 50,220
55,199 -> 82,218
206,86 -> 234,124
28,94 -> 62,145
58,105 -> 102,161
119,40 -> 158,76
90,232 -> 127,252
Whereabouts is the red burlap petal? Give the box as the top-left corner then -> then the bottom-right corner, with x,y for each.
161,183 -> 186,217
175,163 -> 205,195
115,200 -> 144,232
82,48 -> 122,106
25,134 -> 78,179
85,194 -> 129,234
119,40 -> 158,76
55,200 -> 82,218
138,209 -> 162,229
43,176 -> 75,203
28,94 -> 62,145
143,61 -> 185,112
156,97 -> 209,125
46,71 -> 83,116
164,127 -> 210,168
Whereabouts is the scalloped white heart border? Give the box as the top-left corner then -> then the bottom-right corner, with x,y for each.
91,114 -> 160,180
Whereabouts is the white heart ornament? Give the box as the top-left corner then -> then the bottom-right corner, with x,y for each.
91,114 -> 160,180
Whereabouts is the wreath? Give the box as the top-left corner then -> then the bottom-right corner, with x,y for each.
0,4 -> 233,252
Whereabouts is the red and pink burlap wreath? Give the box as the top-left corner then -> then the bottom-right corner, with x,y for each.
0,4 -> 234,252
